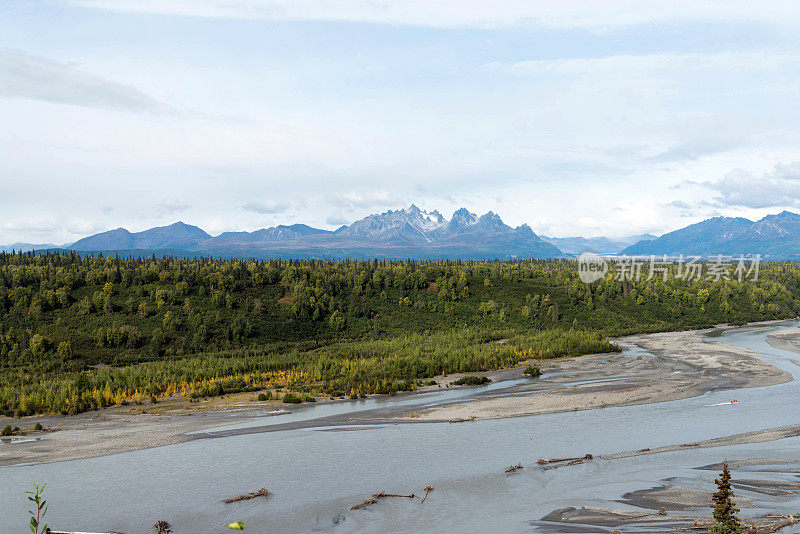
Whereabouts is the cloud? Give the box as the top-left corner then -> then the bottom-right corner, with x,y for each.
328,190 -> 402,210
325,214 -> 350,226
68,1 -> 800,31
157,198 -> 191,215
486,50 -> 800,77
667,200 -> 692,209
241,201 -> 290,214
661,199 -> 723,219
64,219 -> 109,236
0,49 -> 171,113
702,163 -> 800,209
646,139 -> 747,164
2,219 -> 60,234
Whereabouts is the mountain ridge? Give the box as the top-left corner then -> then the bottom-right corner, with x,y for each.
622,211 -> 800,258
27,207 -> 565,260
12,209 -> 800,260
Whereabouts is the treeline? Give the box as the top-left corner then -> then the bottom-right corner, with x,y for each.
1,327 -> 615,415
1,252 -> 799,415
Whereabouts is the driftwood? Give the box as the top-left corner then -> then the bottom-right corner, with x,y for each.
46,531 -> 122,534
761,513 -> 799,532
680,514 -> 799,532
223,487 -> 270,503
537,454 -> 593,468
448,416 -> 476,423
505,462 -> 524,473
351,491 -> 415,510
351,497 -> 380,510
153,521 -> 172,534
421,486 -> 434,504
681,519 -> 712,531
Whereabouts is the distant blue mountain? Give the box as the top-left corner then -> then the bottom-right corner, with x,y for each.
622,211 -> 800,258
541,234 -> 656,255
71,221 -> 211,251
0,242 -> 58,253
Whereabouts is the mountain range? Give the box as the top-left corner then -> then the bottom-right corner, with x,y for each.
48,205 -> 565,260
9,208 -> 800,260
622,211 -> 800,258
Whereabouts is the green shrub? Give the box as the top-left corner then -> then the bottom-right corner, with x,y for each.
451,375 -> 491,386
523,365 -> 542,378
1,425 -> 11,436
282,393 -> 302,404
33,422 -> 43,431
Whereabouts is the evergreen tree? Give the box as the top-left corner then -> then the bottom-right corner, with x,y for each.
709,461 -> 741,534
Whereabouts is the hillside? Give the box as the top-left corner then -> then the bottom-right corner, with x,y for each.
2,252 -> 799,416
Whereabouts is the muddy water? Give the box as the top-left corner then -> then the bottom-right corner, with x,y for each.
2,321 -> 800,533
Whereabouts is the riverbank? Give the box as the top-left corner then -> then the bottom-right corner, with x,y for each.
1,321 -> 794,467
766,327 -> 800,355
412,326 -> 792,422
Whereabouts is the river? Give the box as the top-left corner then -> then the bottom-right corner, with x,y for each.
2,321 -> 800,533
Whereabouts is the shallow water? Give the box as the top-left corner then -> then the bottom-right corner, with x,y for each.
2,321 -> 800,533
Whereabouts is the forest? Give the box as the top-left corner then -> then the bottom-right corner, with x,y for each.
1,251 -> 799,416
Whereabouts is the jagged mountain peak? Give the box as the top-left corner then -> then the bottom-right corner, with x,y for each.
59,205 -> 566,259
337,205 -> 448,244
448,207 -> 478,228
515,223 -> 535,235
479,211 -> 504,224
759,210 -> 800,223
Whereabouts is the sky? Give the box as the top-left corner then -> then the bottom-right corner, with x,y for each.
3,1 -> 800,244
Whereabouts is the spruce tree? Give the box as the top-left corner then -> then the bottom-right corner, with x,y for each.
709,461 -> 742,534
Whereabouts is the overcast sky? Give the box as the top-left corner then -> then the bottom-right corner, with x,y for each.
3,1 -> 800,244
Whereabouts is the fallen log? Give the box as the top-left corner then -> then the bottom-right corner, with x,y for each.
679,513 -> 800,532
351,491 -> 416,510
351,497 -> 378,510
537,454 -> 593,465
223,487 -> 270,503
505,462 -> 524,473
421,486 -> 434,504
448,416 -> 476,423
153,521 -> 172,534
761,513 -> 799,532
